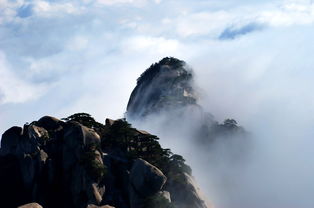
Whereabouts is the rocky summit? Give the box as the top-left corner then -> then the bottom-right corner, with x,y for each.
127,57 -> 248,147
0,113 -> 209,208
127,57 -> 198,119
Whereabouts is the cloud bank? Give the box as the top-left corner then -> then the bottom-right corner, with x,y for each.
1,1 -> 314,207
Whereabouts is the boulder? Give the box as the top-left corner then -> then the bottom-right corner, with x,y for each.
87,205 -> 115,208
18,202 -> 43,208
0,126 -> 22,155
168,173 -> 211,208
129,159 -> 167,208
62,122 -> 104,208
130,159 -> 166,197
63,121 -> 101,170
37,116 -> 63,131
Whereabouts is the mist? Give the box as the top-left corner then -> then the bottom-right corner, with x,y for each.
128,28 -> 314,208
1,0 -> 314,207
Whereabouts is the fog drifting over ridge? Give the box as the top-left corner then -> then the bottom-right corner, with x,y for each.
128,32 -> 314,207
1,0 -> 314,207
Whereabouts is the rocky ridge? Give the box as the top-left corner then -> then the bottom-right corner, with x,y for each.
0,114 -> 209,208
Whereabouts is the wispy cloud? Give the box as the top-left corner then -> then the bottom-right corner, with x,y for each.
0,51 -> 46,104
219,23 -> 265,40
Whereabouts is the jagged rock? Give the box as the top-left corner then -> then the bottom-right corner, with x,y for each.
18,203 -> 43,208
0,126 -> 22,155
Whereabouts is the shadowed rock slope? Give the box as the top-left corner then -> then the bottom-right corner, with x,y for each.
0,113 -> 209,208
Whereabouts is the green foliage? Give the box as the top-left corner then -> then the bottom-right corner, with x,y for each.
101,118 -> 192,179
62,113 -> 104,129
144,193 -> 175,208
64,112 -> 192,189
137,57 -> 186,85
169,154 -> 192,175
223,119 -> 238,128
101,119 -> 135,152
79,149 -> 107,182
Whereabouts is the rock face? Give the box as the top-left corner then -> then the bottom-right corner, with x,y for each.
18,203 -> 43,208
0,114 -> 189,208
127,57 -> 197,119
0,116 -> 108,208
129,159 -> 167,208
87,205 -> 115,208
0,126 -> 23,155
166,173 -> 210,208
130,159 -> 167,197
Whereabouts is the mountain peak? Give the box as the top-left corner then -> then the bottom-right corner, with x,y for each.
127,57 -> 197,119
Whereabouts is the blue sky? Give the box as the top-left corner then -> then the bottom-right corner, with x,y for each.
2,0 -> 314,132
2,0 -> 314,207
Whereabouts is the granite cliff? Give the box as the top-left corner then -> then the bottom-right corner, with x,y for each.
0,114 -> 209,208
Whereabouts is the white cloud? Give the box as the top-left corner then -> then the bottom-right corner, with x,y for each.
0,0 -> 20,24
175,11 -> 233,38
32,1 -> 82,17
0,51 -> 46,104
66,36 -> 89,51
258,1 -> 314,26
124,36 -> 180,54
96,0 -> 147,6
2,1 -> 314,207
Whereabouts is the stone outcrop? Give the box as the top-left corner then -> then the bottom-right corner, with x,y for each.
130,159 -> 166,197
127,57 -> 197,119
129,159 -> 167,208
18,203 -> 43,208
87,205 -> 115,208
0,115 -> 183,208
0,126 -> 23,155
0,116 -> 107,208
167,173 -> 210,208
